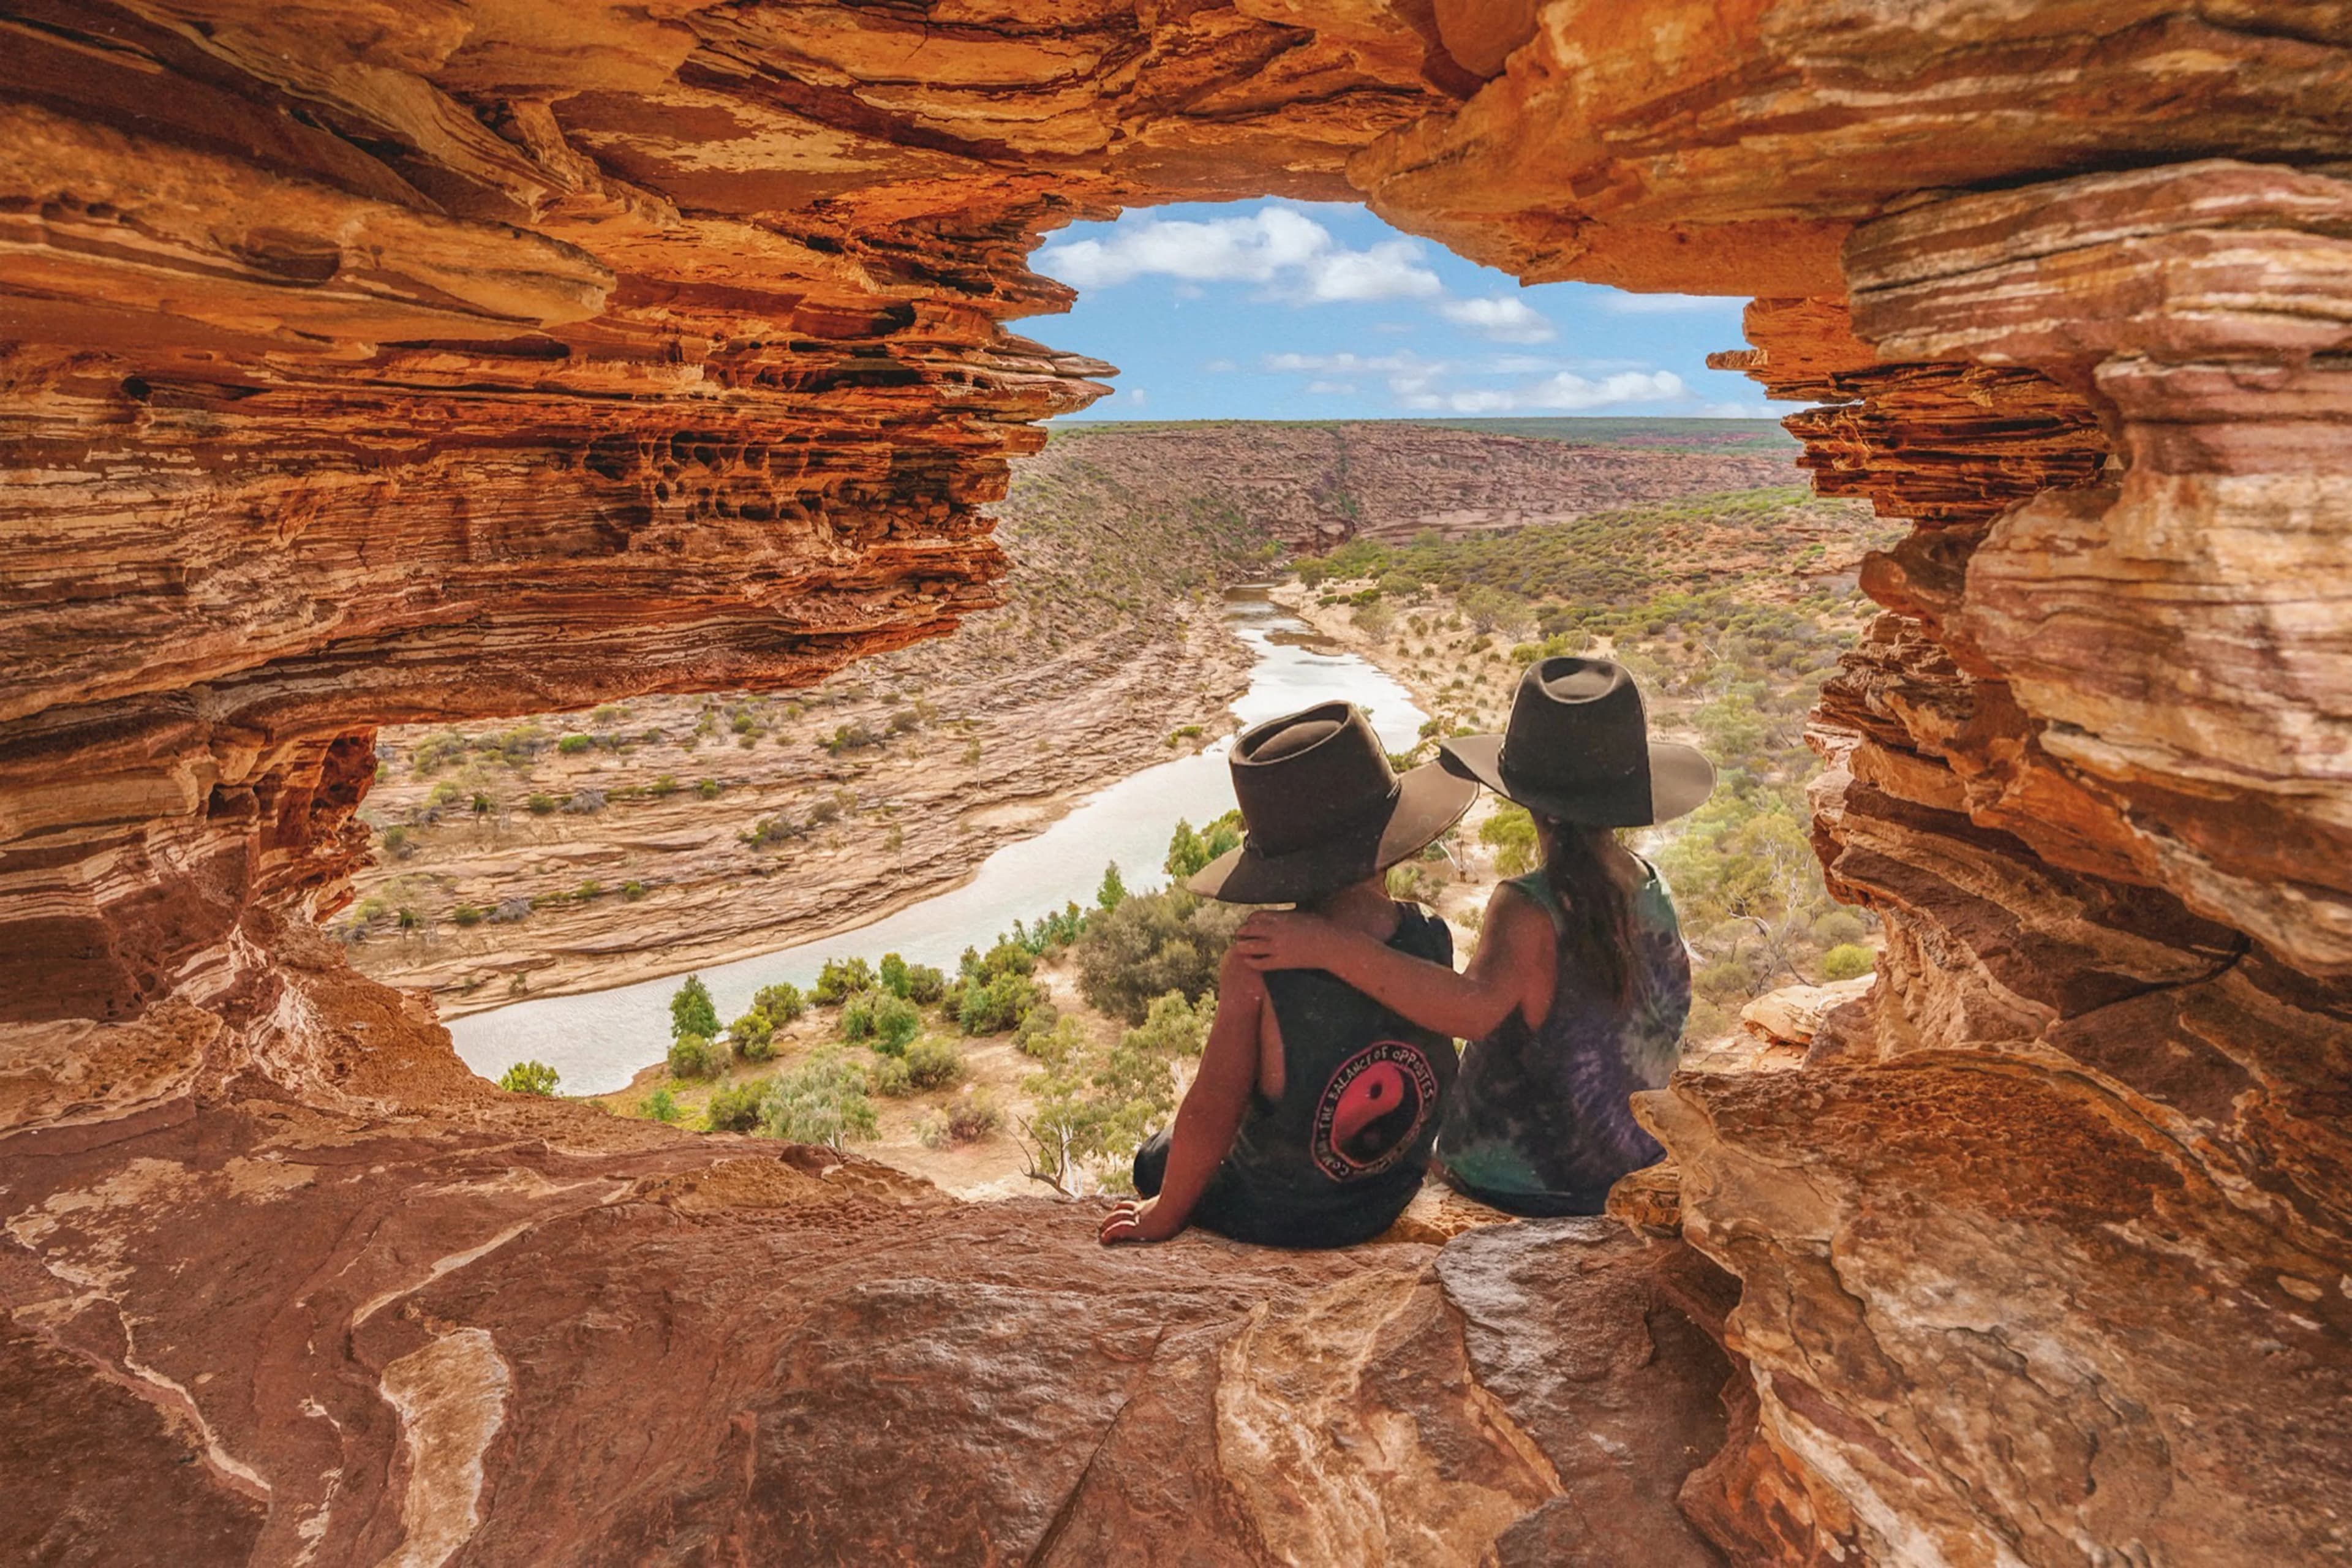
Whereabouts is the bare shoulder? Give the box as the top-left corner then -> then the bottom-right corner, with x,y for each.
1478,876 -> 1557,965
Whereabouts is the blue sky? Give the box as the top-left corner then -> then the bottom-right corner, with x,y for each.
1027,200 -> 1773,423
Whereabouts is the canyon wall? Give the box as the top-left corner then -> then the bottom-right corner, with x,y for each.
3,2 -> 2348,1563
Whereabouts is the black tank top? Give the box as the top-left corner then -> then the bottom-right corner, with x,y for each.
1207,903 -> 1457,1248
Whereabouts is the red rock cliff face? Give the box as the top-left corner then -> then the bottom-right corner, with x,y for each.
3,3 -> 2348,1563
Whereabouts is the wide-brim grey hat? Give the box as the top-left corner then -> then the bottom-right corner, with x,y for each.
1439,657 -> 1714,827
1189,701 -> 1478,904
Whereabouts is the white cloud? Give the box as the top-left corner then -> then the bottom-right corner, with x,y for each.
1528,369 -> 1687,409
1698,399 -> 1779,419
1202,358 -> 1237,373
1305,380 -> 1357,395
1391,368 -> 1690,415
1265,350 -> 1422,374
1298,241 -> 1442,302
1602,293 -> 1744,315
1124,388 -> 1148,408
1436,295 -> 1555,343
1035,207 -> 1439,304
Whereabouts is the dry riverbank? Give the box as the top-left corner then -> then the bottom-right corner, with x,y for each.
348,600 -> 1251,1015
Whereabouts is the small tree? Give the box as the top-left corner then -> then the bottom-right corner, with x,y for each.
704,1079 -> 771,1133
729,1009 -> 776,1063
1479,805 -> 1540,877
1074,887 -> 1245,1025
761,1050 -> 880,1148
842,991 -> 924,1054
668,1033 -> 720,1080
1096,862 -> 1128,911
812,956 -> 875,1005
753,981 -> 806,1023
1162,813 -> 1243,881
670,974 -> 720,1041
498,1060 -> 559,1096
878,952 -> 912,998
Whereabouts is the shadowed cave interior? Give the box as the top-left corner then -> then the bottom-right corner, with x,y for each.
2,2 -> 2348,1563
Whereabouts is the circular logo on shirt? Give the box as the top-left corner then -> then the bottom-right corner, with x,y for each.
1311,1040 -> 1441,1181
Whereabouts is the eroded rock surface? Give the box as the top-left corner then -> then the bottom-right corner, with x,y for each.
0,1073 -> 1733,1566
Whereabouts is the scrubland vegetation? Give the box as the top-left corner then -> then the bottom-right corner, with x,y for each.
1286,485 -> 1898,1041
532,817 -> 1250,1197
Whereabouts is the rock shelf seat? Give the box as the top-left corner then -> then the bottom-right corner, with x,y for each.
2,3 -> 2346,1563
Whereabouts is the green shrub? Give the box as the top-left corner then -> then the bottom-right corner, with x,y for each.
696,777 -> 722,799
1819,943 -> 1876,982
1811,910 -> 1868,948
842,990 -> 924,1054
497,1060 -> 559,1096
558,733 -> 592,755
812,956 -> 874,1005
1122,990 -> 1213,1058
409,730 -> 469,774
902,963 -> 946,1005
879,952 -> 911,997
754,981 -> 806,1023
1479,805 -> 1540,876
380,825 -> 412,858
1694,953 -> 1763,1003
944,1087 -> 1001,1142
760,1050 -> 878,1147
639,1087 -> 682,1123
1162,812 -> 1243,880
730,1009 -> 776,1062
650,774 -> 680,797
452,903 -> 484,927
667,1032 -> 721,1080
1385,862 -> 1433,903
1012,1001 -> 1066,1058
1074,887 -> 1244,1026
902,1035 -> 965,1091
704,1079 -> 771,1133
622,880 -> 647,900
957,971 -> 1041,1035
669,974 -> 720,1041
918,1088 -> 1002,1148
1096,862 -> 1128,911
526,793 -> 558,815
961,940 -> 1035,982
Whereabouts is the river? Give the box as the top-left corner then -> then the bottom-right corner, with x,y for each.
450,590 -> 1430,1094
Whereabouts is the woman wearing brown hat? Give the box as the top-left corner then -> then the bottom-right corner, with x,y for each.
1098,700 -> 1476,1249
1234,657 -> 1711,1218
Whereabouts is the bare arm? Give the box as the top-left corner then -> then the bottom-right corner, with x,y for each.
1099,947 -> 1265,1245
1232,883 -> 1554,1041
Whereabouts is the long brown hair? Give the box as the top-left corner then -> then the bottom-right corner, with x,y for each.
1536,815 -> 1643,1008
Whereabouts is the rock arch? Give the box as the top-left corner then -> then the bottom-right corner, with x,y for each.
2,4 -> 2346,1561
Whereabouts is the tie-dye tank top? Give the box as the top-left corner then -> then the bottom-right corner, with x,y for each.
1436,862 -> 1691,1216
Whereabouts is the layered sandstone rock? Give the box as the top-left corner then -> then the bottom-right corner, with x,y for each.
6,3 -> 2352,1564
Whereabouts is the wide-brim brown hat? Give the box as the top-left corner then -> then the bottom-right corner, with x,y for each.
1189,701 -> 1478,905
1439,657 -> 1714,827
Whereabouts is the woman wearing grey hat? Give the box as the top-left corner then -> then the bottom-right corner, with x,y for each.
1234,657 -> 1712,1218
1098,699 -> 1475,1249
